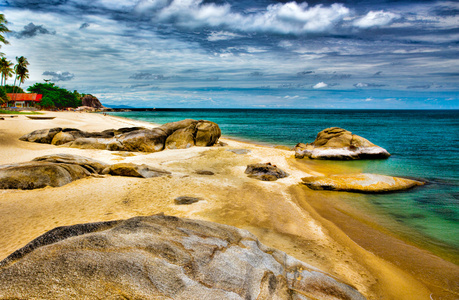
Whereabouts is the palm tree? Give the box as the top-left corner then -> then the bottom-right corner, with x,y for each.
12,56 -> 29,104
0,56 -> 13,87
0,14 -> 9,51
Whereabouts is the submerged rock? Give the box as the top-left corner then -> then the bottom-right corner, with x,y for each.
295,127 -> 390,160
302,173 -> 424,193
19,119 -> 222,153
0,214 -> 366,300
245,163 -> 289,181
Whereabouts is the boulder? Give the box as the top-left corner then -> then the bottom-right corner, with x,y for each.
81,95 -> 104,109
165,126 -> 196,149
0,161 -> 91,190
19,120 -> 222,153
301,173 -> 424,193
195,120 -> 221,146
117,128 -> 168,152
67,137 -> 125,151
0,154 -> 170,190
32,153 -> 109,174
174,196 -> 201,205
196,170 -> 215,175
107,163 -> 171,178
294,127 -> 390,160
0,214 -> 366,300
19,127 -> 62,144
245,163 -> 289,181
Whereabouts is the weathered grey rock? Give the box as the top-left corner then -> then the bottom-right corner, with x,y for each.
108,163 -> 171,178
19,127 -> 62,143
245,163 -> 289,181
295,127 -> 390,160
0,215 -> 366,300
0,154 -> 170,190
20,119 -> 222,153
32,153 -> 109,174
301,173 -> 424,193
195,120 -> 221,146
67,137 -> 125,151
117,128 -> 168,152
174,196 -> 201,205
0,161 -> 91,189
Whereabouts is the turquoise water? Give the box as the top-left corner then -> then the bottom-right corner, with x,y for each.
108,109 -> 459,259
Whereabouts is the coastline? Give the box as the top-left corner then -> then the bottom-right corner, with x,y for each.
0,111 -> 457,299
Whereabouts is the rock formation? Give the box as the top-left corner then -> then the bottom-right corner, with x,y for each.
0,214 -> 366,300
294,127 -> 390,160
19,119 -> 222,153
0,154 -> 170,190
245,163 -> 289,181
302,173 -> 424,193
81,95 -> 104,109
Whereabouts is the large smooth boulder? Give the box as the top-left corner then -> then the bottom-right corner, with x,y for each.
0,161 -> 91,189
107,163 -> 171,178
165,125 -> 196,149
81,95 -> 104,109
0,214 -> 366,300
19,127 -> 62,144
117,128 -> 168,152
67,137 -> 125,151
295,127 -> 390,160
301,173 -> 424,193
245,163 -> 289,181
195,120 -> 221,146
159,119 -> 197,136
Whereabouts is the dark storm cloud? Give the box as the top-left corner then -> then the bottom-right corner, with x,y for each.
42,71 -> 74,81
13,22 -> 55,39
79,22 -> 90,30
297,71 -> 315,76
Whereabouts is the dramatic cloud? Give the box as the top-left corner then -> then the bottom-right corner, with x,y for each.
129,72 -> 169,80
13,22 -> 55,39
313,82 -> 328,89
42,71 -> 74,81
353,10 -> 400,28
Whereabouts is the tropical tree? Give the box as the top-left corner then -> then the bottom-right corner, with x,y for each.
0,14 -> 9,47
12,56 -> 29,102
0,57 -> 13,87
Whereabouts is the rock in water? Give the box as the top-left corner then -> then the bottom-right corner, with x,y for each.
245,163 -> 289,181
302,173 -> 424,193
294,127 -> 390,160
0,215 -> 366,300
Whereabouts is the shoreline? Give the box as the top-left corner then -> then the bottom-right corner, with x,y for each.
0,111 -> 457,299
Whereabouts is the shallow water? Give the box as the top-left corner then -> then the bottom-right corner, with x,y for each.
108,109 -> 459,260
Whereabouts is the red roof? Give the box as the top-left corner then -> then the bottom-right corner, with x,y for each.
7,93 -> 43,102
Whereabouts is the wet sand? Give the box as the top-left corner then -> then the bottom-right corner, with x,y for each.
0,111 -> 457,299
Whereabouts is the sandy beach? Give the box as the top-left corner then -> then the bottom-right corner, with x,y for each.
0,111 -> 457,299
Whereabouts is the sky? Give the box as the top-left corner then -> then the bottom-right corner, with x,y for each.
0,0 -> 458,109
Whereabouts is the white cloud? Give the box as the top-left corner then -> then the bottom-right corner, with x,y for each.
353,10 -> 400,28
313,82 -> 328,89
354,82 -> 368,87
207,31 -> 242,42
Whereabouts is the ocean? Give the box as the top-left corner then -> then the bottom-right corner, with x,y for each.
107,109 -> 459,261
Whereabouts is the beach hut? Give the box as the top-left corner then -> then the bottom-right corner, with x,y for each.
7,93 -> 43,108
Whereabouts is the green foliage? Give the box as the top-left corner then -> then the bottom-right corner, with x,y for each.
3,84 -> 24,93
0,14 -> 10,47
0,87 -> 7,103
27,82 -> 82,108
0,109 -> 41,115
39,95 -> 55,108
